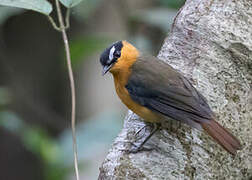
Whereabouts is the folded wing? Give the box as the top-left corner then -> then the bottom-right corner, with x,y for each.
126,57 -> 214,128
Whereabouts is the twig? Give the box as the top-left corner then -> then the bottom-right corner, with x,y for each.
47,15 -> 61,31
65,8 -> 70,29
55,1 -> 80,180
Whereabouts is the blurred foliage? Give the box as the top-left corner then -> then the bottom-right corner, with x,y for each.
23,128 -> 67,180
159,0 -> 185,9
130,8 -> 177,32
59,111 -> 123,179
59,111 -> 123,163
0,109 -> 123,180
0,86 -> 66,180
0,87 -> 11,106
0,110 -> 67,180
71,0 -> 103,21
0,86 -> 122,180
69,36 -> 109,67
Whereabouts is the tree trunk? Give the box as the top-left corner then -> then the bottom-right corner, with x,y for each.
99,0 -> 252,179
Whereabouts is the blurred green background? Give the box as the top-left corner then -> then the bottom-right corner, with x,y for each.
0,0 -> 184,179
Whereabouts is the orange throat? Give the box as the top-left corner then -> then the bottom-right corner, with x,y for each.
110,41 -> 160,123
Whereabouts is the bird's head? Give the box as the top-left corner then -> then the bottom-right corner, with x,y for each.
100,40 -> 139,75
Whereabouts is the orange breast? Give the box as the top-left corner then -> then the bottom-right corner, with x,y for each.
112,71 -> 160,123
110,41 -> 160,123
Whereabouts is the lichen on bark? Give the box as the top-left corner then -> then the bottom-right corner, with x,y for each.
99,0 -> 252,179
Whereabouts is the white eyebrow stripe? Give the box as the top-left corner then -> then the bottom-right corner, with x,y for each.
109,46 -> 115,62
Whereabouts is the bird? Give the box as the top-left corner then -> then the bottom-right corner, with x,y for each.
99,40 -> 241,155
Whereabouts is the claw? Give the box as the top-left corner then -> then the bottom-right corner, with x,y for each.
121,143 -> 153,154
125,123 -> 161,154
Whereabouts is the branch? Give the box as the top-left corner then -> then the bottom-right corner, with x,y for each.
55,1 -> 79,180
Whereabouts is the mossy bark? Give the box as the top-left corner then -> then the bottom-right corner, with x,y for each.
99,0 -> 252,179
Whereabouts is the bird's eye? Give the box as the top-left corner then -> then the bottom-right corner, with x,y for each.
114,51 -> 121,58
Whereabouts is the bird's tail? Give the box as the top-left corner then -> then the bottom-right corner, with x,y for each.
201,120 -> 241,155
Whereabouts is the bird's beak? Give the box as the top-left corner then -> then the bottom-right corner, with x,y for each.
102,64 -> 113,76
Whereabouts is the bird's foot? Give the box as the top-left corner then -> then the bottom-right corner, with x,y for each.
125,143 -> 153,154
122,123 -> 160,154
168,120 -> 181,133
133,123 -> 153,140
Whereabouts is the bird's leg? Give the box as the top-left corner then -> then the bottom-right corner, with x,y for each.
178,121 -> 182,129
127,123 -> 160,153
168,119 -> 181,133
169,120 -> 174,132
134,123 -> 150,141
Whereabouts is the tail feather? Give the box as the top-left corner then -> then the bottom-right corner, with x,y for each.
201,120 -> 241,155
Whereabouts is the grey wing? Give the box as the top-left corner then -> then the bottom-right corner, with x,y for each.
126,57 -> 214,128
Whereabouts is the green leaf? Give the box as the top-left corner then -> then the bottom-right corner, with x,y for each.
0,0 -> 52,15
0,7 -> 24,24
59,0 -> 83,8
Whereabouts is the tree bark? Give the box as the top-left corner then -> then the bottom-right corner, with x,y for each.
99,0 -> 252,179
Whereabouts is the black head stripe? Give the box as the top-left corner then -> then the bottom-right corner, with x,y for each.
100,41 -> 123,67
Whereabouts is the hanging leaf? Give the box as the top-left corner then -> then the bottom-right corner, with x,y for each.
0,7 -> 24,25
0,0 -> 52,15
59,0 -> 83,8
